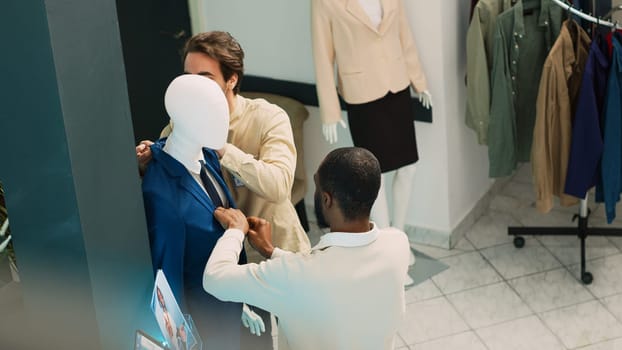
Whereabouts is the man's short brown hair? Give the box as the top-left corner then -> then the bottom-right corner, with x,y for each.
183,31 -> 245,94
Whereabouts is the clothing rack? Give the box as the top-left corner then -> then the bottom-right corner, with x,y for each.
551,0 -> 621,28
509,0 -> 622,285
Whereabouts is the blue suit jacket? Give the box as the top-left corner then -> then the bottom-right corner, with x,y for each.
142,139 -> 245,349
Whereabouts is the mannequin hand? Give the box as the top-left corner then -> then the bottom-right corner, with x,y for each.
322,119 -> 347,144
418,90 -> 433,109
241,303 -> 265,336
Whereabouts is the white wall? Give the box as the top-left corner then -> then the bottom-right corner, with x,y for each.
189,0 -> 315,83
443,0 -> 494,240
192,0 -> 492,247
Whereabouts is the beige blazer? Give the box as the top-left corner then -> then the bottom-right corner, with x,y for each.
311,0 -> 428,124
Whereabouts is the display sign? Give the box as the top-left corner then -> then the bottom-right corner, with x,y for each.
135,330 -> 167,350
151,270 -> 201,350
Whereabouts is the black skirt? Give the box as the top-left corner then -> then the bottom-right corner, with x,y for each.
346,88 -> 419,173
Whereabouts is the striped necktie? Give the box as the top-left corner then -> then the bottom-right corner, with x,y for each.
198,160 -> 224,208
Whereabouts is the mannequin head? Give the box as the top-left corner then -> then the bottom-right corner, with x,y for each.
314,147 -> 381,229
164,74 -> 229,150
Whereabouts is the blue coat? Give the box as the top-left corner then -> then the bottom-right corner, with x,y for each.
142,139 -> 244,350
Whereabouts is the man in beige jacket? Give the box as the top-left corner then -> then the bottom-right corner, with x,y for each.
137,31 -> 310,260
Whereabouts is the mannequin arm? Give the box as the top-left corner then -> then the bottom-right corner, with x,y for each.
322,119 -> 347,144
418,90 -> 433,109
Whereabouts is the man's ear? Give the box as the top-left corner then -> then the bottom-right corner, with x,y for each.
322,191 -> 333,209
227,73 -> 238,89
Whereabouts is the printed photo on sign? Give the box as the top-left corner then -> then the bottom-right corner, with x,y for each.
151,270 -> 198,350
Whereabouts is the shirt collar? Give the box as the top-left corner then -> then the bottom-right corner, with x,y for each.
513,0 -> 552,37
312,222 -> 380,251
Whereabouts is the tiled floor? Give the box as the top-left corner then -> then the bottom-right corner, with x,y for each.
392,164 -> 622,350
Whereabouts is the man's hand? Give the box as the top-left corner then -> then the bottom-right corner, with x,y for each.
215,143 -> 228,159
214,207 -> 249,233
136,140 -> 154,176
247,216 -> 274,258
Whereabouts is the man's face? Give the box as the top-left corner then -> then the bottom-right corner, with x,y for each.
157,288 -> 165,308
164,312 -> 174,338
178,324 -> 187,341
184,52 -> 228,92
313,173 -> 329,229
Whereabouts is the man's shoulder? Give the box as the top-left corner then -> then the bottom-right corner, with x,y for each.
239,95 -> 288,122
377,227 -> 409,245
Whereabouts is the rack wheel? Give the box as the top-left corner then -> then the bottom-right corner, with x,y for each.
513,236 -> 525,248
582,272 -> 593,285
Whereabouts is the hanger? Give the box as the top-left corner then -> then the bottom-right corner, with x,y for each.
567,2 -> 572,16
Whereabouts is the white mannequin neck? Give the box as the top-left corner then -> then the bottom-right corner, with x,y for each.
163,131 -> 203,174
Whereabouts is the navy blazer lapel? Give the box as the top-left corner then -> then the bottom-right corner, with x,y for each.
346,0 -> 379,33
178,174 -> 215,212
201,155 -> 236,208
152,139 -> 215,212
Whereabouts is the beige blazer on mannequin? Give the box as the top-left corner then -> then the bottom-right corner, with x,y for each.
311,0 -> 428,124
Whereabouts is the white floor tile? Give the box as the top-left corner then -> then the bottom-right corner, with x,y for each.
411,331 -> 487,350
515,206 -> 578,227
465,211 -> 521,249
608,236 -> 622,251
508,267 -> 594,313
476,316 -> 565,350
395,333 -> 407,348
396,171 -> 622,349
447,282 -> 532,329
510,164 -> 533,185
569,254 -> 622,298
499,181 -> 536,207
538,235 -> 620,266
405,278 -> 442,304
602,293 -> 622,322
590,202 -> 622,228
431,251 -> 501,294
489,194 -> 522,213
398,296 -> 469,345
577,337 -> 622,350
480,240 -> 561,279
540,300 -> 622,349
453,236 -> 476,251
409,241 -> 468,260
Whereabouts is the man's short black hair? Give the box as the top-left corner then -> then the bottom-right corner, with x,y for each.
317,147 -> 381,221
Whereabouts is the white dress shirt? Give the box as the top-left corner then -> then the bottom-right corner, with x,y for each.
203,223 -> 410,350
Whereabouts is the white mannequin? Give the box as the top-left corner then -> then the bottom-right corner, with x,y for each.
322,92 -> 432,231
322,92 -> 432,286
163,74 -> 230,171
163,74 -> 265,336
